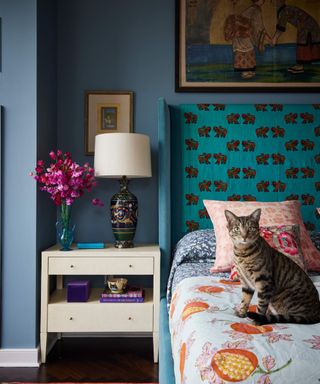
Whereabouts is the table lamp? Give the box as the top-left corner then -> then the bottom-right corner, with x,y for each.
94,133 -> 152,248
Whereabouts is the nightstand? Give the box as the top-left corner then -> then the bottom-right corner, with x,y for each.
40,244 -> 160,363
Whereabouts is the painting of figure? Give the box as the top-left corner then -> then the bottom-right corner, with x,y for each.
101,106 -> 118,130
176,0 -> 320,91
224,0 -> 272,79
272,0 -> 320,74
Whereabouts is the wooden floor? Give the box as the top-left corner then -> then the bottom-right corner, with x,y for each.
0,337 -> 158,383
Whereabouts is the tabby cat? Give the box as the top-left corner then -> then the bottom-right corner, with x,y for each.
225,208 -> 320,324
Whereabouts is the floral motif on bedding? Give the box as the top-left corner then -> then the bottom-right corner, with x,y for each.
304,335 -> 320,350
167,229 -> 320,307
196,344 -> 292,384
169,276 -> 320,383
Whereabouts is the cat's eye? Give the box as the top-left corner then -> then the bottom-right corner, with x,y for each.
249,227 -> 257,232
233,226 -> 240,232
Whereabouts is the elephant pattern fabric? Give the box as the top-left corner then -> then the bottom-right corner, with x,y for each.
176,104 -> 320,238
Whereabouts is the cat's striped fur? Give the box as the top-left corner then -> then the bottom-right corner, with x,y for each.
225,208 -> 320,324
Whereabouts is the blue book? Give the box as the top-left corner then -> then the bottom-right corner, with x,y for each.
76,242 -> 105,249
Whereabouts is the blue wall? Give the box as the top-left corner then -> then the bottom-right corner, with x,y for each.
57,0 -> 320,246
0,0 -> 57,349
0,0 -> 38,347
0,0 -> 319,350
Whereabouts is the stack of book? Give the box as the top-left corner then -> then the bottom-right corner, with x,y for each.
99,286 -> 144,303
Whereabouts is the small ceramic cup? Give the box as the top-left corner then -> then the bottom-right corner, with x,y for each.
107,278 -> 128,293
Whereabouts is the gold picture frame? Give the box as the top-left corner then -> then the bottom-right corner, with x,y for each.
85,91 -> 133,155
176,0 -> 320,92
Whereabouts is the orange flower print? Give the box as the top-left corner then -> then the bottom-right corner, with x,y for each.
197,285 -> 225,294
219,279 -> 241,285
180,342 -> 187,383
181,301 -> 209,321
179,332 -> 196,384
197,343 -> 291,383
212,348 -> 258,382
248,304 -> 258,313
170,292 -> 178,319
212,350 -> 292,382
231,322 -> 273,334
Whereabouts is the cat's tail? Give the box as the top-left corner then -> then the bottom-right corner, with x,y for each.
247,311 -> 320,325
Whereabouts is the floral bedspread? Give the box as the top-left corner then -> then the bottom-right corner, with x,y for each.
169,275 -> 320,384
167,230 -> 320,308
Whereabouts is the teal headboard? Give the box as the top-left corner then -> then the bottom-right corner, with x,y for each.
158,101 -> 320,295
158,98 -> 171,298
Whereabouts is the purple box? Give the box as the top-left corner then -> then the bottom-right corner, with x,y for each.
67,280 -> 90,302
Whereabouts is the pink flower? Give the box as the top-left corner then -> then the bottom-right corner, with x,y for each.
92,198 -> 104,207
262,355 -> 276,371
222,340 -> 249,349
277,232 -> 298,256
260,227 -> 273,241
304,335 -> 320,349
31,150 -> 97,207
257,375 -> 271,384
264,332 -> 293,343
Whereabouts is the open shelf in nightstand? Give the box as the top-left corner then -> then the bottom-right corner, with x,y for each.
49,287 -> 153,304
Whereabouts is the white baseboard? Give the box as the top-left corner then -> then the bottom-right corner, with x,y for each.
0,333 -> 152,366
0,347 -> 40,367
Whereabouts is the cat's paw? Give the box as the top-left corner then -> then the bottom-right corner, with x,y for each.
235,308 -> 247,318
247,311 -> 267,325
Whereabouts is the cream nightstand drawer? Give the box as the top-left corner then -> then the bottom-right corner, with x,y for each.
48,305 -> 153,332
48,257 -> 153,275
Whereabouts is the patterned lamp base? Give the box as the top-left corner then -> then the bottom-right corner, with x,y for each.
111,176 -> 138,248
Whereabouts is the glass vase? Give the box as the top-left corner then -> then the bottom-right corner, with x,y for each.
56,203 -> 75,251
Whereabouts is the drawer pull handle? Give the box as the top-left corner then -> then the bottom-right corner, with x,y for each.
69,317 -> 73,320
129,264 -> 133,268
128,317 -> 132,320
70,265 -> 74,268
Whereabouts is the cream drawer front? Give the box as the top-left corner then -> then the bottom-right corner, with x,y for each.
48,257 -> 153,275
47,304 -> 153,332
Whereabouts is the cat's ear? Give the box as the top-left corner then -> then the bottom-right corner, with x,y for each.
225,210 -> 238,225
250,208 -> 261,222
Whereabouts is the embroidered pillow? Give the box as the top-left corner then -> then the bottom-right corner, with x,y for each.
229,224 -> 306,281
260,225 -> 305,270
203,200 -> 320,272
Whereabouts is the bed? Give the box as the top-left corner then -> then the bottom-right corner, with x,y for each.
158,99 -> 320,384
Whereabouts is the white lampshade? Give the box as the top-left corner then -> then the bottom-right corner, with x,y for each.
94,133 -> 152,178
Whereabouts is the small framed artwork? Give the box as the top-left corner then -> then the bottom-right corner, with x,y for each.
176,0 -> 320,92
85,91 -> 133,155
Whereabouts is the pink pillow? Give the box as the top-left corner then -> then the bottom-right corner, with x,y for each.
203,200 -> 320,272
229,224 -> 306,281
260,225 -> 306,270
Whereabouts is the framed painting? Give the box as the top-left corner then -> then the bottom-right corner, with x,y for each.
85,91 -> 133,155
176,0 -> 320,92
